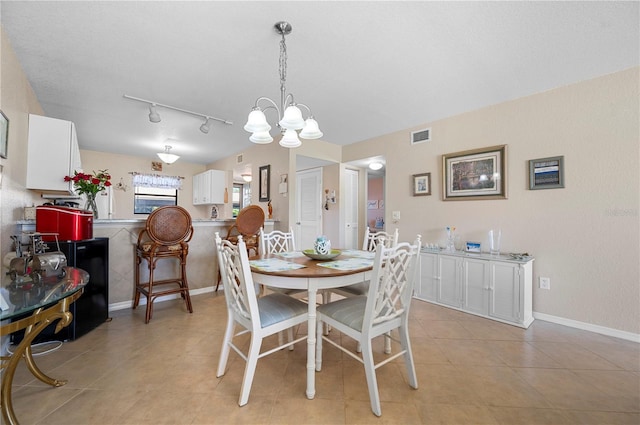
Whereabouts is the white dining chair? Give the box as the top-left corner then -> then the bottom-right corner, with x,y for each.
260,227 -> 296,255
315,235 -> 421,417
215,232 -> 308,407
331,227 -> 399,352
336,227 -> 399,297
362,226 -> 399,252
259,227 -> 305,347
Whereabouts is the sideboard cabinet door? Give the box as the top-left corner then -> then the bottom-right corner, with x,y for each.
417,252 -> 438,301
462,257 -> 490,316
490,261 -> 523,324
437,255 -> 462,308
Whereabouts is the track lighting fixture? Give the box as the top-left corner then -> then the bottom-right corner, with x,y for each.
157,145 -> 180,164
124,94 -> 233,131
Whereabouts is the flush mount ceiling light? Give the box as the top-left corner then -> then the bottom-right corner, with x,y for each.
124,94 -> 233,133
157,145 -> 180,164
244,21 -> 323,149
241,174 -> 252,182
369,162 -> 383,171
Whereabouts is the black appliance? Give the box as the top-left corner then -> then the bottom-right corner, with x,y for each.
11,237 -> 109,343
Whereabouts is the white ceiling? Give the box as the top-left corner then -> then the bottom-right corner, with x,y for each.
2,1 -> 638,165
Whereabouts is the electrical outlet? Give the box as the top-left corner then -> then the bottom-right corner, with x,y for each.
539,277 -> 551,290
392,211 -> 401,220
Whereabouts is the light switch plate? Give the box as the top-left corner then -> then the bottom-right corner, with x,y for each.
392,211 -> 401,220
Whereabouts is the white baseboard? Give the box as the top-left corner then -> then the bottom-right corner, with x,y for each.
109,286 -> 220,312
533,312 -> 640,343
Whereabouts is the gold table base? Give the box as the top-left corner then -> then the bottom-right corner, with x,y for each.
1,289 -> 83,425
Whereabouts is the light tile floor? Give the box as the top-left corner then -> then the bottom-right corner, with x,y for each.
6,292 -> 640,424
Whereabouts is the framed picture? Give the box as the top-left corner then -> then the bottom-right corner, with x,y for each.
259,164 -> 270,201
367,200 -> 378,209
529,155 -> 564,190
412,172 -> 431,196
465,241 -> 481,253
0,110 -> 8,159
442,145 -> 507,201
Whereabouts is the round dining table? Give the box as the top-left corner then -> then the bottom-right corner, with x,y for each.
249,250 -> 373,400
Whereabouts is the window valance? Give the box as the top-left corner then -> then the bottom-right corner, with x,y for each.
130,172 -> 184,190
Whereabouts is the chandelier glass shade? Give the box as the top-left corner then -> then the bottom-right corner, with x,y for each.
245,21 -> 323,148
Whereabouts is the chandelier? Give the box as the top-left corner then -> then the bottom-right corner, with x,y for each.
244,21 -> 323,148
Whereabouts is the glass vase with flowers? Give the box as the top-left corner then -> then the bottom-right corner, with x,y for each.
64,170 -> 112,218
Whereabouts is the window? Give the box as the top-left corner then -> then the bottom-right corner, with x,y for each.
232,183 -> 252,217
134,186 -> 177,214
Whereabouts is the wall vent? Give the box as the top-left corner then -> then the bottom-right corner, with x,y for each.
411,127 -> 432,145
236,154 -> 243,164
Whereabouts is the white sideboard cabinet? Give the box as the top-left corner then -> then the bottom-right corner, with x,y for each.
416,250 -> 534,328
26,114 -> 82,192
193,170 -> 225,205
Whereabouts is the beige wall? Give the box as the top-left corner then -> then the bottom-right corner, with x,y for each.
1,27 -> 47,256
344,68 -> 640,334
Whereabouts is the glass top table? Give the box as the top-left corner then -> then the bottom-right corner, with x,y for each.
1,266 -> 89,425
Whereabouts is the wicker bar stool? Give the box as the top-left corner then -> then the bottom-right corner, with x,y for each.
134,206 -> 194,323
215,205 -> 264,291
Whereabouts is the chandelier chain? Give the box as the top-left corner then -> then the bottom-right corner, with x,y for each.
279,33 -> 288,108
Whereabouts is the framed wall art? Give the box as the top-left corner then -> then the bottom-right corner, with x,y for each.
0,110 -> 8,159
259,164 -> 270,201
529,155 -> 564,190
412,172 -> 431,196
442,145 -> 507,201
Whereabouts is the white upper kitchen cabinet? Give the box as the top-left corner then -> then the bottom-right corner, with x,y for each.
193,169 -> 225,205
26,114 -> 82,192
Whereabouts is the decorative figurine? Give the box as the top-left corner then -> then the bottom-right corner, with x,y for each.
267,200 -> 273,219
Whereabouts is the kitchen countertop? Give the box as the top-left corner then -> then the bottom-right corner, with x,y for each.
17,218 -> 279,225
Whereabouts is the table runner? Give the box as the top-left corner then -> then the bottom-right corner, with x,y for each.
317,257 -> 373,271
249,258 -> 306,272
275,251 -> 306,259
340,250 -> 376,259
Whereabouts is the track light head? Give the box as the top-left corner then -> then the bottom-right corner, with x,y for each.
200,117 -> 212,134
148,104 -> 161,123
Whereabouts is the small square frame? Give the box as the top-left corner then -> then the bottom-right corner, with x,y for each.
412,172 -> 431,196
529,155 -> 565,190
259,164 -> 270,201
465,241 -> 481,253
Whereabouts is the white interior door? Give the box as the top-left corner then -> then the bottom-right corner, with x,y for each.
295,168 -> 322,249
344,168 -> 359,249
